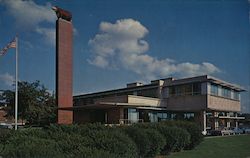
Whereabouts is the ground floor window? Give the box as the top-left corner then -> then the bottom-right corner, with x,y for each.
128,108 -> 139,123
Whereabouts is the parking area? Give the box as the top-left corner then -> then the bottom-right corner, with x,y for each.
207,127 -> 250,136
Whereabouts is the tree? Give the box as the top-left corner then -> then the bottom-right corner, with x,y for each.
2,81 -> 56,126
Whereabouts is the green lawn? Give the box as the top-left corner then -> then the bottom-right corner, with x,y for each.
168,135 -> 250,158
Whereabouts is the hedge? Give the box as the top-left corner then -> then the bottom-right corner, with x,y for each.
159,120 -> 204,149
124,126 -> 165,157
0,121 -> 203,157
133,123 -> 191,154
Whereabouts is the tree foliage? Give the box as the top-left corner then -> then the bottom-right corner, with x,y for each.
2,81 -> 56,126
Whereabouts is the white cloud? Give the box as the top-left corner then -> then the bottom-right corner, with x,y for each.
88,18 -> 220,80
0,73 -> 15,86
87,56 -> 109,68
35,27 -> 55,45
2,0 -> 56,27
1,0 -> 57,46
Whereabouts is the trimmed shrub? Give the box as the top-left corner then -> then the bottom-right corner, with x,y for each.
145,128 -> 166,157
160,121 -> 203,149
124,126 -> 165,158
46,123 -> 138,158
1,136 -> 61,158
0,124 -> 137,158
0,121 -> 202,157
87,129 -> 138,158
156,125 -> 190,154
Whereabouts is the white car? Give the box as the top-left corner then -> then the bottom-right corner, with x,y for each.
231,128 -> 244,134
221,128 -> 235,136
244,128 -> 250,134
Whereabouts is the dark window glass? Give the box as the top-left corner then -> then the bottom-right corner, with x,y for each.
211,84 -> 218,95
185,84 -> 192,95
193,83 -> 201,95
222,87 -> 231,98
233,91 -> 239,100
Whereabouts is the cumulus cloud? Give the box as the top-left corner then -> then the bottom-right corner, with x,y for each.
35,27 -> 55,45
0,0 -> 58,45
88,18 -> 220,80
1,0 -> 56,27
0,73 -> 15,86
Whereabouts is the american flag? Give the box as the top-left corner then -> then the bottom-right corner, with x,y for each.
0,38 -> 16,56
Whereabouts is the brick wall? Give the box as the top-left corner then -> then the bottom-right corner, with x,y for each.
56,18 -> 73,124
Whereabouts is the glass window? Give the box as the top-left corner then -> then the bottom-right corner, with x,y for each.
171,113 -> 177,120
149,112 -> 158,122
169,87 -> 175,97
184,113 -> 195,121
233,91 -> 239,100
138,88 -> 158,98
184,84 -> 192,95
128,108 -> 139,123
222,87 -> 231,98
210,84 -> 218,96
193,83 -> 201,95
176,86 -> 182,96
157,112 -> 168,121
218,112 -> 225,116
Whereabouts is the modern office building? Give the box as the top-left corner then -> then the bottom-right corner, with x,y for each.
61,75 -> 245,134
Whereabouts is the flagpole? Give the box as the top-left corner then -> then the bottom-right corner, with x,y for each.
15,36 -> 18,130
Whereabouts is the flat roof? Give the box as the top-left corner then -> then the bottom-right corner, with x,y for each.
165,75 -> 245,91
74,75 -> 245,98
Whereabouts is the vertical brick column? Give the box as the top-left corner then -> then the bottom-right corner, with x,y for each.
56,18 -> 73,124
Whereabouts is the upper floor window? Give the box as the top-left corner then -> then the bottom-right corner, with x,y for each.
168,82 -> 201,97
184,84 -> 192,95
175,86 -> 182,96
222,87 -> 231,98
210,84 -> 218,96
193,83 -> 201,95
233,91 -> 240,100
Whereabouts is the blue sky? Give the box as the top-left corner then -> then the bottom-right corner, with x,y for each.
0,0 -> 249,112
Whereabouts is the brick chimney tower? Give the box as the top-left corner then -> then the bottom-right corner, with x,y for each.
52,6 -> 73,124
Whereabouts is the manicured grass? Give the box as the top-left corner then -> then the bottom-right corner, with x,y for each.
168,135 -> 250,158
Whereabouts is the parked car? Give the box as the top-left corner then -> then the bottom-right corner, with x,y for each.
230,127 -> 244,135
0,123 -> 13,129
210,130 -> 222,136
244,128 -> 250,134
221,128 -> 234,136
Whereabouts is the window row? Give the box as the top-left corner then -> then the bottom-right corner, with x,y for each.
210,84 -> 239,100
168,83 -> 201,97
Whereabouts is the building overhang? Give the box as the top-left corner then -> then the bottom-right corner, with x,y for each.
163,75 -> 245,92
207,76 -> 246,92
59,100 -> 166,111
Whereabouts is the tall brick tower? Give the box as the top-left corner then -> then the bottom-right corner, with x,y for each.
52,6 -> 73,124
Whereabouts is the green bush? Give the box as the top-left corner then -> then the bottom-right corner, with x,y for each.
46,123 -> 138,158
124,126 -> 165,158
1,136 -> 61,158
0,122 -> 202,157
0,124 -> 137,158
144,128 -> 166,157
160,121 -> 203,149
0,129 -> 13,144
87,129 -> 138,158
156,125 -> 190,154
